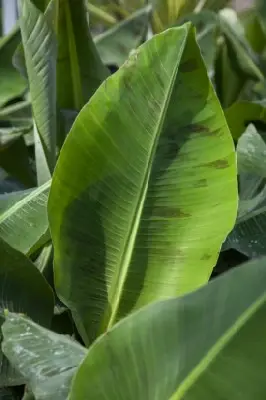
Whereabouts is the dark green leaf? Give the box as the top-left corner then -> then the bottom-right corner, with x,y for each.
0,26 -> 27,107
0,238 -> 54,386
69,256 -> 266,399
0,388 -> 21,399
0,134 -> 34,187
241,9 -> 266,54
179,10 -> 218,73
95,6 -> 151,67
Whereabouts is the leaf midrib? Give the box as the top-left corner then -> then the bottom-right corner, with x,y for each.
105,26 -> 190,331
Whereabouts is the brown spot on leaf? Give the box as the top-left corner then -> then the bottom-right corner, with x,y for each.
201,254 -> 212,260
179,124 -> 211,136
180,59 -> 198,72
153,207 -> 191,218
194,179 -> 207,188
204,159 -> 229,169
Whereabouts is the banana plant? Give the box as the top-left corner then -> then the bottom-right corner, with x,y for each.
4,1 -> 266,399
48,23 -> 237,344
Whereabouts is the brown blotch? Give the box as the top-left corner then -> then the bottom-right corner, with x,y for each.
179,124 -> 211,136
180,59 -> 198,72
204,159 -> 229,169
153,207 -> 191,218
201,254 -> 212,260
194,179 -> 208,188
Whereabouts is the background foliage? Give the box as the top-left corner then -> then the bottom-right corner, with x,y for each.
0,0 -> 266,399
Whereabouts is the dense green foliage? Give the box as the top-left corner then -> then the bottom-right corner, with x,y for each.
0,0 -> 266,398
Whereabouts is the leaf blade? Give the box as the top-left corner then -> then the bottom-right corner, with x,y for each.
18,0 -> 57,184
0,181 -> 50,255
2,315 -> 86,400
69,257 -> 266,399
49,25 -> 237,344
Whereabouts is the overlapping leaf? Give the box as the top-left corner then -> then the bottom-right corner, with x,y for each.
2,314 -> 86,400
0,26 -> 27,108
179,10 -> 218,74
215,8 -> 263,108
0,181 -> 50,255
55,0 -> 109,110
18,0 -> 57,185
95,6 -> 151,67
225,100 -> 266,139
0,132 -> 34,187
225,124 -> 266,257
69,256 -> 266,399
0,238 -> 54,387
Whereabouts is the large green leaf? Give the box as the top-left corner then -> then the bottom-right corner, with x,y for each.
0,25 -> 27,108
0,238 -> 54,387
18,0 -> 57,185
2,314 -> 86,400
49,24 -> 237,344
0,181 -> 50,255
69,256 -> 266,399
95,6 -> 150,67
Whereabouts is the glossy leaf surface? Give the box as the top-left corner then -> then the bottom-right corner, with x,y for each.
2,314 -> 86,400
